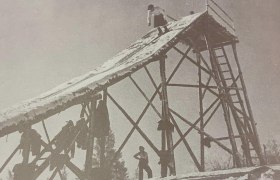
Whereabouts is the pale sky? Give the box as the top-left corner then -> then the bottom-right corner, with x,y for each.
0,0 -> 280,179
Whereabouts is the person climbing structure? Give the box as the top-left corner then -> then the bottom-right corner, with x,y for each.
134,146 -> 153,180
158,149 -> 176,177
147,4 -> 169,36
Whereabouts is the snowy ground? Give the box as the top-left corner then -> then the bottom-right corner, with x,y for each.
146,165 -> 280,180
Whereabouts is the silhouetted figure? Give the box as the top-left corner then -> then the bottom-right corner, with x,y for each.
54,120 -> 75,157
158,150 -> 169,177
75,117 -> 88,150
147,4 -> 169,36
13,163 -> 36,180
134,146 -> 152,180
93,99 -> 110,138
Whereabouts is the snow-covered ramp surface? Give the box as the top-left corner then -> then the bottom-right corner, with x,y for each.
0,12 -> 206,137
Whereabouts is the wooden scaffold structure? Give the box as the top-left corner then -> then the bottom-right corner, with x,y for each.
0,2 -> 265,179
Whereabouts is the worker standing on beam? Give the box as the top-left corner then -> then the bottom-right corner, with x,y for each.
147,4 -> 169,36
134,146 -> 153,180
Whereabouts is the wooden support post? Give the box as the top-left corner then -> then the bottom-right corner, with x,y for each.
232,43 -> 265,165
112,55 -> 189,163
100,89 -> 108,168
22,129 -> 31,165
106,46 -> 190,172
159,56 -> 176,176
85,100 -> 97,178
99,137 -> 106,168
197,52 -> 205,171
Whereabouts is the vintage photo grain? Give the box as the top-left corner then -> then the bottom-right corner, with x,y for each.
0,0 -> 279,179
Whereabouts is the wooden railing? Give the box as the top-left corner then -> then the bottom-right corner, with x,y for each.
206,0 -> 236,35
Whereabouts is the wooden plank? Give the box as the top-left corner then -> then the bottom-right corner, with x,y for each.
197,52 -> 205,171
85,100 -> 96,176
159,57 -> 176,176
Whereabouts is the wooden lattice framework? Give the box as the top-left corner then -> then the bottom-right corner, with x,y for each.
0,10 -> 265,179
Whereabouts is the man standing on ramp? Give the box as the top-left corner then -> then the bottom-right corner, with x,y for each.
147,4 -> 169,36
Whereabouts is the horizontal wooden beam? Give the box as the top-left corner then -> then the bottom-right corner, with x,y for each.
216,135 -> 241,141
167,83 -> 218,89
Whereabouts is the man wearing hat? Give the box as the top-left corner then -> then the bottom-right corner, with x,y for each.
134,146 -> 153,180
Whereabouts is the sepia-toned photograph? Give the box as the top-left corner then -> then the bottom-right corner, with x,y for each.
0,0 -> 279,179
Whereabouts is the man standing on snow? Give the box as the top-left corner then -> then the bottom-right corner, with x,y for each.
134,146 -> 153,180
147,4 -> 169,36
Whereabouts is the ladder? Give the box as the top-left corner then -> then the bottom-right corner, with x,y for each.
212,46 -> 258,166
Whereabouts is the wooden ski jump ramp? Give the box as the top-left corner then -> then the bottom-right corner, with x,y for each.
0,6 -> 266,178
0,11 -> 235,137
